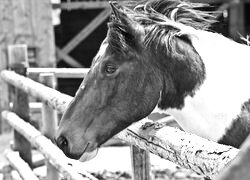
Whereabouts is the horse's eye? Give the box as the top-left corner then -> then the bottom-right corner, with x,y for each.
104,63 -> 117,74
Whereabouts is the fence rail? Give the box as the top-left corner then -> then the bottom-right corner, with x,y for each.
27,68 -> 89,78
2,111 -> 97,180
1,70 -> 72,114
0,69 -> 240,179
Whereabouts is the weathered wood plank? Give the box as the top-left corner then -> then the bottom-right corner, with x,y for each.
116,119 -> 239,179
8,45 -> 32,168
2,111 -> 98,180
5,150 -> 40,180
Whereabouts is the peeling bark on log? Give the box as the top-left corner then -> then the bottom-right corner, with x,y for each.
116,119 -> 239,179
0,70 -> 240,179
2,111 -> 98,180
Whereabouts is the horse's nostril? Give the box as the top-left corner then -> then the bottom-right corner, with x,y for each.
56,135 -> 69,154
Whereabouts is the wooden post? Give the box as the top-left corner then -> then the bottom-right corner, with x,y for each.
39,73 -> 59,180
0,47 -> 10,134
229,0 -> 245,40
131,146 -> 151,180
0,0 -> 12,134
8,44 -> 32,168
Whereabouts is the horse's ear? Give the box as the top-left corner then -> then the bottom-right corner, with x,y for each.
109,2 -> 122,20
109,2 -> 132,26
109,2 -> 144,42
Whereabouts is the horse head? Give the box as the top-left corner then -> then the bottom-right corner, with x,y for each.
55,0 -> 214,161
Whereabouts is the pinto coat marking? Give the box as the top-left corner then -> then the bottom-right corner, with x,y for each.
163,30 -> 250,146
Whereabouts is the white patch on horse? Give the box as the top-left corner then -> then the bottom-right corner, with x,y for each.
157,29 -> 250,142
80,39 -> 109,91
94,38 -> 109,63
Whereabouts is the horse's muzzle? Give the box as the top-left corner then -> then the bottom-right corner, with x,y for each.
55,134 -> 98,161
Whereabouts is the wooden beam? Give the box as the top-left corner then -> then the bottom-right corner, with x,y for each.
60,2 -> 109,10
131,146 -> 150,180
60,8 -> 110,55
56,47 -> 84,68
27,68 -> 89,78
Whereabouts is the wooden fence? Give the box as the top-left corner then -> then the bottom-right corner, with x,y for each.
0,45 -> 242,180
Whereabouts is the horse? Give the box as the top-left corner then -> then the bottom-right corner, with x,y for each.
55,0 -> 250,161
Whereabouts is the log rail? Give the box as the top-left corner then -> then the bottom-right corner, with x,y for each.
0,69 -> 240,179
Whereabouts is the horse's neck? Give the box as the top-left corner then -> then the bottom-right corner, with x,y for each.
162,31 -> 250,147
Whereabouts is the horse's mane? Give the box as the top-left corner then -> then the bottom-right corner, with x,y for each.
108,0 -> 217,54
108,0 -> 218,109
122,0 -> 216,29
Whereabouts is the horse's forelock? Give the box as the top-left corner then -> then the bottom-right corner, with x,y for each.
107,22 -> 127,53
107,18 -> 144,55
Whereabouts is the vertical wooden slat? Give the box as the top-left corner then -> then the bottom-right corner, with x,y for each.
131,145 -> 151,180
8,44 -> 32,168
39,73 -> 59,180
